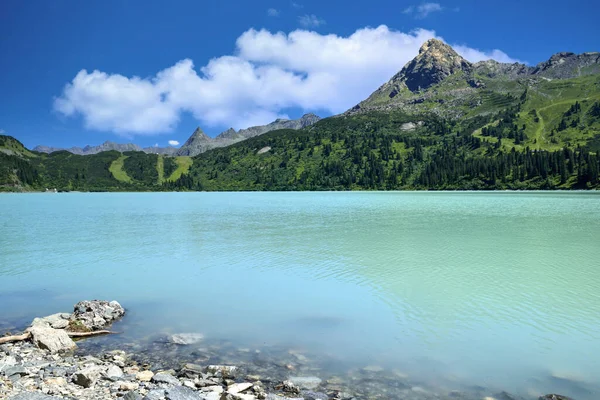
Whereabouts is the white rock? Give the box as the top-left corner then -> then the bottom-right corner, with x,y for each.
228,382 -> 252,394
44,377 -> 67,386
105,364 -> 123,379
27,325 -> 76,353
136,370 -> 154,382
120,381 -> 140,391
183,380 -> 196,389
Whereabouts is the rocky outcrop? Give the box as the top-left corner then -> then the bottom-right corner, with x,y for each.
33,114 -> 321,158
176,113 -> 321,157
398,38 -> 473,92
72,300 -> 125,331
532,51 -> 600,79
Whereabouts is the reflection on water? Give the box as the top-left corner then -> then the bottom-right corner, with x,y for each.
1,192 -> 600,399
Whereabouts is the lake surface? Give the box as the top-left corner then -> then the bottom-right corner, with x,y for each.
1,192 -> 599,399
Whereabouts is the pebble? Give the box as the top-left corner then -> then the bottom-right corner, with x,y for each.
135,370 -> 154,382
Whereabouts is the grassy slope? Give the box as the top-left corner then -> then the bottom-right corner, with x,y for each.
471,75 -> 600,151
157,156 -> 164,184
167,157 -> 193,182
109,156 -> 133,183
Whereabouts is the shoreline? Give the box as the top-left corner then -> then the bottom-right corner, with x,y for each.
0,301 -> 576,400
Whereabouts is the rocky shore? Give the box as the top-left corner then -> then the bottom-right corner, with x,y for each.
0,301 -> 576,400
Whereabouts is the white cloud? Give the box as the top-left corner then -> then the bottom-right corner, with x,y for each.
54,25 -> 521,136
168,140 -> 180,146
404,3 -> 444,18
267,8 -> 280,17
453,45 -> 520,64
0,129 -> 5,134
298,14 -> 325,28
291,2 -> 303,9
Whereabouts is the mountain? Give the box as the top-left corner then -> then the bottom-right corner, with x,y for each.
32,114 -> 321,158
176,113 -> 321,156
142,146 -> 179,156
176,127 -> 219,156
33,141 -> 143,155
353,38 -> 600,120
215,113 -> 322,141
2,40 -> 599,192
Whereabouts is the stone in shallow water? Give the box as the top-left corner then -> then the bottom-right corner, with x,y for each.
72,300 -> 125,330
287,376 -> 322,390
169,333 -> 204,345
206,365 -> 237,378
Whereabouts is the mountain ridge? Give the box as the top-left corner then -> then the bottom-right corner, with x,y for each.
32,113 -> 321,157
352,38 -> 600,118
3,40 -> 599,192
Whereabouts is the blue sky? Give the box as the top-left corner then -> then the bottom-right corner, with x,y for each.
0,0 -> 598,149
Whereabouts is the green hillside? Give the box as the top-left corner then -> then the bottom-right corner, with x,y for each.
2,41 -> 599,192
0,139 -> 190,191
172,104 -> 599,191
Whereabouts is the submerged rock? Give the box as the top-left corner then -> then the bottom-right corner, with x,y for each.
71,300 -> 125,330
287,376 -> 322,390
169,333 -> 204,345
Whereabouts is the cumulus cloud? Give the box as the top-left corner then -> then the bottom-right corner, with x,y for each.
267,8 -> 280,17
298,14 -> 325,28
404,3 -> 444,18
54,25 -> 520,136
291,2 -> 303,9
168,140 -> 180,146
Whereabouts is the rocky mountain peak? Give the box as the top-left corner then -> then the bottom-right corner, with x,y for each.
399,39 -> 472,92
188,127 -> 211,142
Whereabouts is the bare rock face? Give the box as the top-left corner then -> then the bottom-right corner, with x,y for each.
71,300 -> 125,331
396,38 -> 473,92
27,325 -> 76,353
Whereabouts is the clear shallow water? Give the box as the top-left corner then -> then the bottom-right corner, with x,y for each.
1,192 -> 599,399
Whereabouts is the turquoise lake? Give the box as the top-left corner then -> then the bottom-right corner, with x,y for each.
1,192 -> 599,399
